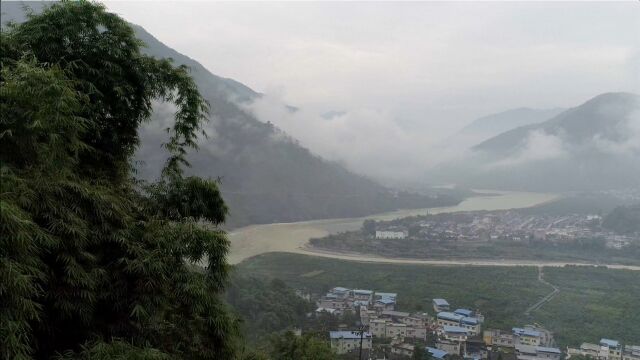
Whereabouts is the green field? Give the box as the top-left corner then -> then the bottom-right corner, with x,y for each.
236,252 -> 640,347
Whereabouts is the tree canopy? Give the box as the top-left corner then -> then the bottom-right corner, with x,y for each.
1,2 -> 239,359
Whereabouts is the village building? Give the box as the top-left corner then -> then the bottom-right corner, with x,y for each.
623,345 -> 640,360
391,342 -> 415,357
484,329 -> 516,348
375,230 -> 407,239
329,331 -> 372,355
433,298 -> 450,312
440,325 -> 470,342
513,327 -> 543,346
437,339 -> 462,356
601,339 -> 623,360
427,347 -> 449,360
515,345 -> 562,360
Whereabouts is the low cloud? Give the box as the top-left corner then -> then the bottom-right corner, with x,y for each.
243,91 -> 441,182
592,110 -> 640,156
490,130 -> 568,168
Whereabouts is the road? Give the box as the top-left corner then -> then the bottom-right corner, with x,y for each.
524,267 -> 561,316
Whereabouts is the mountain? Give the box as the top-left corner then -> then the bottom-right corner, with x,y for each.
454,107 -> 565,146
452,92 -> 640,191
3,2 -> 461,228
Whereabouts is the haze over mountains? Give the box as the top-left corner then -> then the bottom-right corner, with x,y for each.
451,107 -> 566,147
438,92 -> 640,191
3,2 -> 639,227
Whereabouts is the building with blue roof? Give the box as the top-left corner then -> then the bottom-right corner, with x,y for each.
515,344 -> 561,360
600,339 -> 620,349
599,339 -> 622,360
454,308 -> 474,317
433,298 -> 450,312
437,311 -> 481,335
438,312 -> 464,322
513,327 -> 542,346
427,347 -> 449,359
441,325 -> 470,342
462,317 -> 479,325
375,292 -> 397,300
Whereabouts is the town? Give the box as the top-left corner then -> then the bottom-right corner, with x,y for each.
310,210 -> 640,262
314,286 -> 639,360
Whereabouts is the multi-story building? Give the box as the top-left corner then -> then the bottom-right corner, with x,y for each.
567,342 -> 601,359
407,326 -> 428,341
623,345 -> 640,360
438,312 -> 481,335
433,298 -> 450,313
427,347 -> 449,360
600,339 -> 622,360
437,339 -> 462,356
440,326 -> 470,342
374,298 -> 396,312
330,287 -> 351,299
375,230 -> 407,239
353,289 -> 374,302
515,345 -> 562,360
369,319 -> 388,338
391,343 -> 415,357
386,322 -> 408,339
437,312 -> 465,327
484,329 -> 516,348
329,331 -> 372,355
513,327 -> 542,346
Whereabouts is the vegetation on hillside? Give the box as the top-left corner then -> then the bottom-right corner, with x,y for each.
226,274 -> 315,343
237,253 -> 640,348
0,3 -> 239,358
602,204 -> 640,235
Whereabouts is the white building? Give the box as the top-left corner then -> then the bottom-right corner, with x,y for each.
375,230 -> 407,239
623,345 -> 640,360
329,331 -> 372,355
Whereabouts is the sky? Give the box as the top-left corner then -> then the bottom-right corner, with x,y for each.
104,1 -> 640,181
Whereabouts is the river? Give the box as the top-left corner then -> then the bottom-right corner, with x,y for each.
227,190 -> 640,271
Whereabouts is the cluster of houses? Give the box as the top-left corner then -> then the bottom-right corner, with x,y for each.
369,210 -> 638,250
321,287 -> 430,356
324,292 -> 637,360
567,339 -> 640,360
317,287 -> 399,316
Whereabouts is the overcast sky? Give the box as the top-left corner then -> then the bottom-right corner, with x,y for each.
104,1 -> 639,181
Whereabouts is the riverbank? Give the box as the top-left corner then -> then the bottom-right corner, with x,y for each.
228,190 -> 559,264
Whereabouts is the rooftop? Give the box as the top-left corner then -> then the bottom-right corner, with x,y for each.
353,289 -> 373,295
580,343 -> 600,351
376,298 -> 395,305
513,327 -> 541,338
331,287 -> 350,293
376,292 -> 398,298
438,312 -> 464,322
443,325 -> 469,334
537,347 -> 562,354
433,298 -> 450,306
427,347 -> 449,359
600,339 -> 620,348
329,331 -> 371,340
382,310 -> 410,318
454,308 -> 474,317
516,345 -> 561,355
462,317 -> 479,325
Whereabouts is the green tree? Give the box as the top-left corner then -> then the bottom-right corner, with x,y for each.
268,331 -> 335,360
362,219 -> 376,236
412,345 -> 433,360
1,2 -> 240,359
